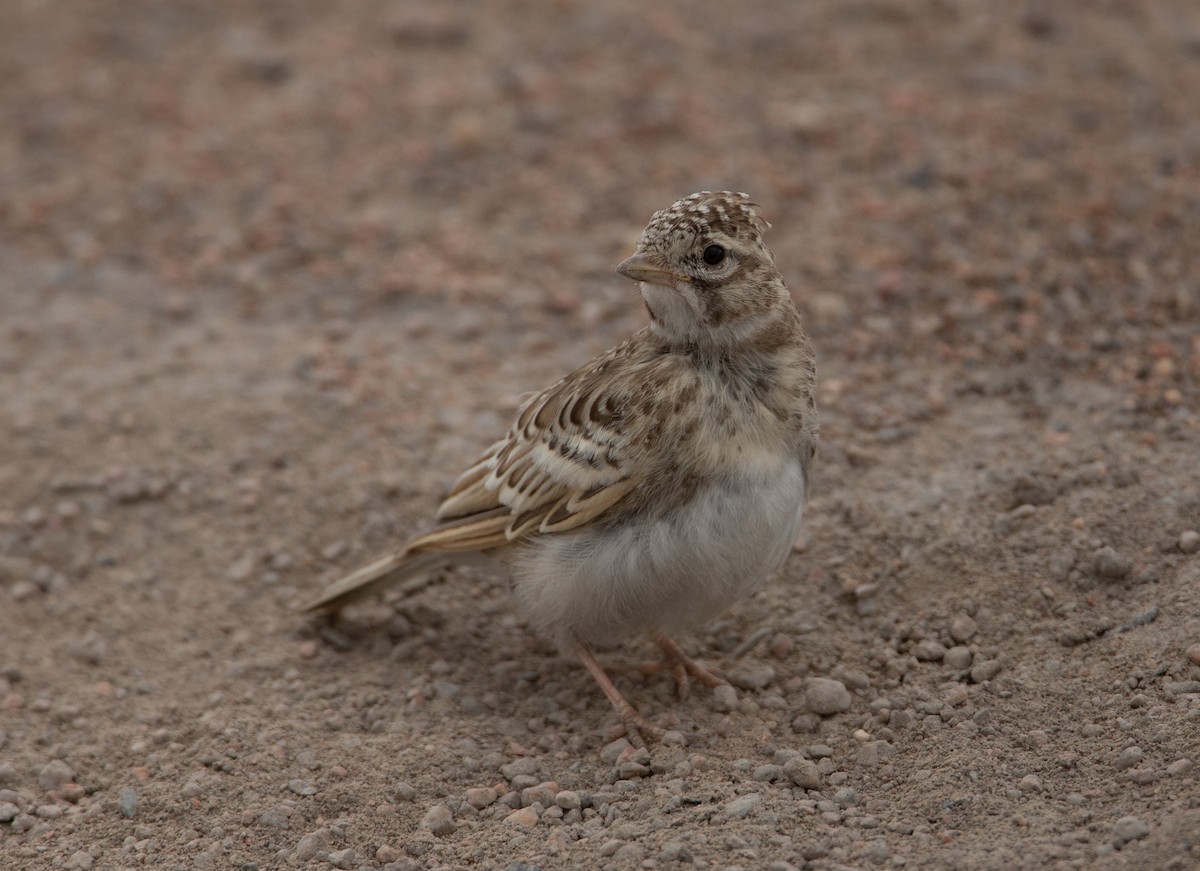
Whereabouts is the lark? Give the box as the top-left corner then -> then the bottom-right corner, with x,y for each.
305,191 -> 818,746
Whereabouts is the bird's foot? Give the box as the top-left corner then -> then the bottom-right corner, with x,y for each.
578,646 -> 665,749
627,635 -> 728,699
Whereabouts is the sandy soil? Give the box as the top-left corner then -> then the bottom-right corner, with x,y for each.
2,1 -> 1199,869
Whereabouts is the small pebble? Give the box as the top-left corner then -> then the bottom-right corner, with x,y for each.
420,803 -> 455,836
856,741 -> 896,768
970,660 -> 1003,683
599,738 -> 631,764
520,782 -> 557,807
295,829 -> 329,861
554,790 -> 581,810
1094,546 -> 1131,579
724,793 -> 762,818
949,613 -> 978,642
464,787 -> 497,809
1178,530 -> 1200,553
0,801 -> 18,822
1114,746 -> 1143,770
752,764 -> 784,782
805,677 -> 851,715
944,646 -> 973,670
712,684 -> 739,712
659,841 -> 694,862
258,804 -> 292,827
376,844 -> 401,863
1167,758 -> 1193,776
505,806 -> 539,827
1165,680 -> 1200,695
1186,645 -> 1200,666
37,759 -> 74,791
1112,815 -> 1150,845
328,847 -> 357,869
943,684 -> 969,706
912,640 -> 946,662
728,662 -> 775,690
499,757 -> 538,780
64,852 -> 93,870
287,779 -> 317,796
618,759 -> 650,779
391,781 -> 416,802
783,757 -> 822,790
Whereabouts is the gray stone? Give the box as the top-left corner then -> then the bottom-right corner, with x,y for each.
728,662 -> 775,690
37,759 -> 74,791
421,803 -> 455,837
912,640 -> 947,662
554,789 -> 581,810
1094,546 -> 1131,579
724,793 -> 762,818
944,646 -> 973,670
805,678 -> 851,715
258,804 -> 293,828
659,840 -> 694,862
1112,816 -> 1149,845
783,757 -> 822,790
949,613 -> 978,643
0,761 -> 18,786
499,758 -> 538,780
295,828 -> 329,861
712,684 -> 739,712
1114,746 -> 1143,770
970,660 -> 1003,683
751,764 -> 784,782
117,787 -> 138,818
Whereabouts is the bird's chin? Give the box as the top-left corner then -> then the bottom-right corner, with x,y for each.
640,283 -> 701,332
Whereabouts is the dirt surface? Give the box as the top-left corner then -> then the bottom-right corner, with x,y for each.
2,1 -> 1200,869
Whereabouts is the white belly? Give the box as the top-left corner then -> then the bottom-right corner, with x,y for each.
510,458 -> 806,648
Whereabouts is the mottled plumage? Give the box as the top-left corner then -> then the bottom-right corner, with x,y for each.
305,192 -> 818,746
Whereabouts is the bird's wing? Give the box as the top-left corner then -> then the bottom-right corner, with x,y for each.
302,337 -> 670,614
416,342 -> 659,553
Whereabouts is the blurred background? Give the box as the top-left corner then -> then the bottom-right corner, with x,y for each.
4,0 -> 1196,368
2,2 -> 1199,868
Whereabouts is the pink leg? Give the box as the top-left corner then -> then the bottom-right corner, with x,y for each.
578,646 -> 665,749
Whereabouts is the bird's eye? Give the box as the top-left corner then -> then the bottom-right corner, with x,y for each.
702,244 -> 726,266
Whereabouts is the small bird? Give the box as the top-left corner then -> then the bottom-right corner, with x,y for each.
305,191 -> 818,747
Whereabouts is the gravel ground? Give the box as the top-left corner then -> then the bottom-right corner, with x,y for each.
2,1 -> 1199,869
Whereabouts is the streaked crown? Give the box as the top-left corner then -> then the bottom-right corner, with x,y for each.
637,191 -> 771,257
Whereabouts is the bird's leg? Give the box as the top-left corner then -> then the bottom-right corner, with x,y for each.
627,634 -> 728,699
577,646 -> 664,749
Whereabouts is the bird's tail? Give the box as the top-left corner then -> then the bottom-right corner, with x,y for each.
300,550 -> 447,614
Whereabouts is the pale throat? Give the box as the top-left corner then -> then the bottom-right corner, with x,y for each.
641,282 -> 783,352
640,282 -> 706,343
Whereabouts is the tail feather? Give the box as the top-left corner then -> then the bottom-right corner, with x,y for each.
301,550 -> 446,614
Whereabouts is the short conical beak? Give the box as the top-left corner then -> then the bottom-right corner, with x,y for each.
615,252 -> 684,288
